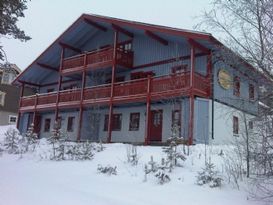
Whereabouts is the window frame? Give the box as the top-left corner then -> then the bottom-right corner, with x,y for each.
233,116 -> 239,135
233,76 -> 240,97
249,83 -> 255,100
8,115 -> 17,124
67,116 -> 75,132
44,118 -> 51,132
0,91 -> 6,106
129,112 -> 140,131
104,113 -> 122,131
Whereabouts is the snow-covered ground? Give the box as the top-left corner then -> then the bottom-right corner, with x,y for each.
0,125 -> 263,205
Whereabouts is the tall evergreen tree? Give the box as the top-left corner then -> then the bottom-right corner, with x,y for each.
0,0 -> 31,62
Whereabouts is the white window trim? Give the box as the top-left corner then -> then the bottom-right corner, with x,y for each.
0,91 -> 6,106
8,115 -> 17,124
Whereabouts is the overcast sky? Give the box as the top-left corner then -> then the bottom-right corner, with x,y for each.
1,0 -> 212,70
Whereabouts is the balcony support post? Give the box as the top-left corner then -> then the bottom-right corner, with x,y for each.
206,51 -> 212,97
16,82 -> 25,129
144,75 -> 152,145
189,45 -> 195,145
107,30 -> 119,143
77,54 -> 87,141
54,47 -> 65,121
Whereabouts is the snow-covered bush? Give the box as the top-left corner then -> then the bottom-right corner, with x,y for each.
196,161 -> 223,188
97,165 -> 117,175
163,136 -> 186,172
126,144 -> 138,166
77,140 -> 94,160
22,123 -> 39,153
155,170 -> 171,185
3,128 -> 21,154
95,140 -> 105,152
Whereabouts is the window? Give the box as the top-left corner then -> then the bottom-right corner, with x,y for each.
0,71 -> 2,83
9,115 -> 17,124
0,91 -> 6,106
67,117 -> 75,132
129,113 -> 140,131
249,121 -> 254,130
233,76 -> 240,97
249,84 -> 255,100
44,118 -> 51,132
47,88 -> 54,93
104,114 -> 122,131
233,116 -> 239,135
130,71 -> 155,80
171,64 -> 188,74
172,110 -> 181,136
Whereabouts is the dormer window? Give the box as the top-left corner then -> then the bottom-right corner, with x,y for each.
233,76 -> 240,97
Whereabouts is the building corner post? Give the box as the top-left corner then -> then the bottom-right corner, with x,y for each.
189,45 -> 195,145
107,30 -> 119,143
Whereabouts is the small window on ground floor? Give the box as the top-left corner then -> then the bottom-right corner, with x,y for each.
9,115 -> 17,124
172,110 -> 181,137
249,121 -> 254,130
233,116 -> 239,135
104,114 -> 122,131
44,118 -> 51,132
67,116 -> 75,132
129,113 -> 140,131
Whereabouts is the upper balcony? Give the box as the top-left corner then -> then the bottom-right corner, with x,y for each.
61,44 -> 134,76
19,72 -> 210,112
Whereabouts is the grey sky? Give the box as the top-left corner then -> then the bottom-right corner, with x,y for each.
1,0 -> 212,70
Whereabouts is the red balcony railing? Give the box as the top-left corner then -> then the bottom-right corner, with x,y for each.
62,46 -> 134,75
20,72 -> 210,111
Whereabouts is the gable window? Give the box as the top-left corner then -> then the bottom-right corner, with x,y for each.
233,116 -> 239,135
9,115 -> 17,124
0,91 -> 6,106
104,114 -> 122,131
67,117 -> 75,132
233,76 -> 240,97
249,84 -> 255,100
129,113 -> 140,131
44,118 -> 51,132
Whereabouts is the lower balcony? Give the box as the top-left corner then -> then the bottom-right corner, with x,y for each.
19,72 -> 210,112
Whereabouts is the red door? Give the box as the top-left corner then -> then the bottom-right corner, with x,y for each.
150,110 -> 163,141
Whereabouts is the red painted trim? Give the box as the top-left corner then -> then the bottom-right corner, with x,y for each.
37,63 -> 58,72
18,80 -> 40,87
189,44 -> 195,145
144,75 -> 152,145
16,83 -> 25,129
59,42 -> 81,53
77,54 -> 87,141
84,14 -> 211,41
54,48 -> 64,121
133,52 -> 207,69
145,30 -> 168,46
84,18 -> 107,32
188,38 -> 210,54
41,79 -> 78,87
107,31 -> 119,143
112,24 -> 134,38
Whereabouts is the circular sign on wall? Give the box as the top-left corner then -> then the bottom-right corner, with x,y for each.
218,69 -> 232,90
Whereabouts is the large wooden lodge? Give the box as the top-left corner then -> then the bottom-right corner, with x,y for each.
13,14 -> 262,144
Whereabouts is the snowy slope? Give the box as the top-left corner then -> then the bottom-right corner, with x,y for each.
0,126 -> 262,205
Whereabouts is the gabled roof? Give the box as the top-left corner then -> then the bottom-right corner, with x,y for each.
12,13 -> 265,87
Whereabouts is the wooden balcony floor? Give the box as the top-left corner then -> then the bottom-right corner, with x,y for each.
20,73 -> 210,112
